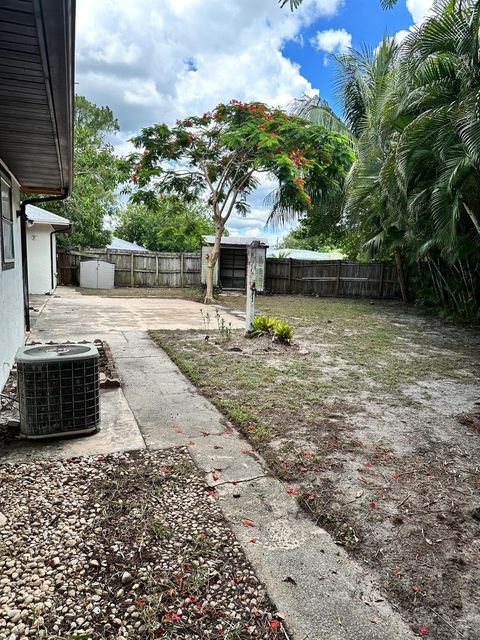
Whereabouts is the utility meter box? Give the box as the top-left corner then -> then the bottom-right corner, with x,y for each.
80,259 -> 114,289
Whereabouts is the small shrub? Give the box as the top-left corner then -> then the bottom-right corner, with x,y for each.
249,315 -> 278,337
273,319 -> 293,344
248,315 -> 293,344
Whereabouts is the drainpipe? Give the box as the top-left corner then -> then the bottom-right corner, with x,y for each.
49,230 -> 56,292
18,190 -> 69,332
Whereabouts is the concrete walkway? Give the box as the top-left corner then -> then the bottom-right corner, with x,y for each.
21,289 -> 414,640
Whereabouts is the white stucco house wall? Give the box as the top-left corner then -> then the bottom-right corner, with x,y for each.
26,205 -> 71,295
0,167 -> 23,389
0,0 -> 75,391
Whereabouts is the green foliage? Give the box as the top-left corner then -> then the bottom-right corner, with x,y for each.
249,315 -> 278,337
130,100 -> 353,301
273,319 -> 294,344
131,101 -> 353,222
215,309 -> 233,341
40,95 -> 129,248
271,249 -> 291,259
294,1 -> 480,320
115,196 -> 215,252
248,315 -> 293,344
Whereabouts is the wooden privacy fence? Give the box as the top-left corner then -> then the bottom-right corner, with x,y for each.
265,259 -> 400,299
58,248 -> 400,299
58,248 -> 201,288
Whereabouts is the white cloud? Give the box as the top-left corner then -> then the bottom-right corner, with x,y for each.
393,1 -> 434,45
406,0 -> 434,24
311,28 -> 352,54
75,0 -> 346,235
75,0 -> 344,137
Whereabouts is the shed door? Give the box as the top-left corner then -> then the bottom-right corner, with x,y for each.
220,247 -> 247,289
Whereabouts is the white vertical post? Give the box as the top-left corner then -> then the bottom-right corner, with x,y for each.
245,241 -> 259,333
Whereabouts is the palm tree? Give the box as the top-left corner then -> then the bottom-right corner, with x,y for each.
395,0 -> 480,240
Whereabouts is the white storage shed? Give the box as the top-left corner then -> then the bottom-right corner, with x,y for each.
201,236 -> 268,291
80,260 -> 115,289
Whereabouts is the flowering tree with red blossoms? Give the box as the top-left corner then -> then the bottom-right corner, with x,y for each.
130,100 -> 353,303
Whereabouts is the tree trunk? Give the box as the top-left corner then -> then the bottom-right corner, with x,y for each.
204,220 -> 223,304
395,248 -> 409,304
463,201 -> 480,237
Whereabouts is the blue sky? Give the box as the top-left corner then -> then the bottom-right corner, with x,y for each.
283,0 -> 413,113
76,0 -> 432,244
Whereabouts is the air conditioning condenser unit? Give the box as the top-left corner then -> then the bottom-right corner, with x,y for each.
15,344 -> 100,439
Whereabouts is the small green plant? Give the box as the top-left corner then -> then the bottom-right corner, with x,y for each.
248,315 -> 293,344
248,315 -> 277,337
215,308 -> 233,340
273,319 -> 293,344
200,309 -> 211,332
148,519 -> 172,539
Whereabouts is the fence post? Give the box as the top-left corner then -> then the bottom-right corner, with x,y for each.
130,253 -> 135,287
335,261 -> 342,296
287,258 -> 292,294
180,252 -> 184,288
379,261 -> 385,299
155,254 -> 159,286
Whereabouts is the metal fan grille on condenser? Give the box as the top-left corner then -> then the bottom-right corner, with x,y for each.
16,344 -> 100,439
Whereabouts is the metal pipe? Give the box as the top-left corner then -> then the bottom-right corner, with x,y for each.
49,229 -> 56,292
18,191 -> 69,331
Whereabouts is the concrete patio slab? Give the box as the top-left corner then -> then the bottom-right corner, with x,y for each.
31,286 -> 243,340
0,388 -> 144,463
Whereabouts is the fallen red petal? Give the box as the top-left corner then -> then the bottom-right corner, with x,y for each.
304,451 -> 313,458
242,518 -> 255,527
370,501 -> 378,509
419,625 -> 430,635
248,537 -> 257,543
271,620 -> 281,629
287,488 -> 298,496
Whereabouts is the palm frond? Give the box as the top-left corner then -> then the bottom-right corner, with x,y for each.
278,0 -> 304,9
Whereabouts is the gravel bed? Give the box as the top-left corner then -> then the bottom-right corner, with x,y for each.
0,449 -> 283,639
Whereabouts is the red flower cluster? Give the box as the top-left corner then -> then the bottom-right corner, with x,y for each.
294,176 -> 305,189
230,99 -> 271,117
289,149 -> 304,168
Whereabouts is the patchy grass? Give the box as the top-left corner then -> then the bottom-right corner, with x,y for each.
79,286 -> 204,301
150,295 -> 480,640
